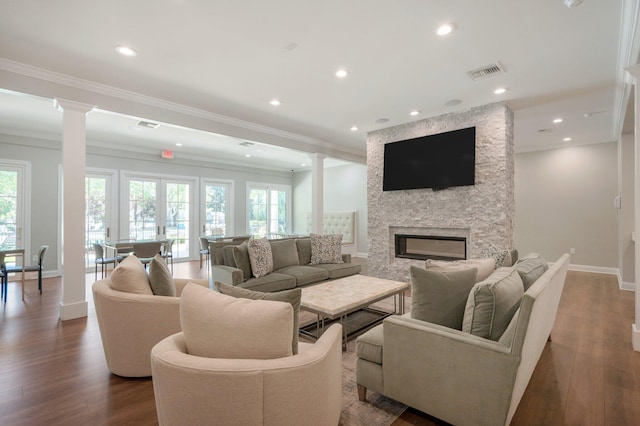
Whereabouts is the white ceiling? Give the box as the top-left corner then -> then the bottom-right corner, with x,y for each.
0,0 -> 637,171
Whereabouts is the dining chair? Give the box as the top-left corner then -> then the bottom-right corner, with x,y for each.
133,242 -> 162,269
199,237 -> 210,270
161,238 -> 174,273
0,253 -> 6,304
93,243 -> 122,280
4,245 -> 48,295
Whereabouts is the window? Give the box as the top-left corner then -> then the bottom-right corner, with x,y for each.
0,160 -> 29,251
247,183 -> 291,238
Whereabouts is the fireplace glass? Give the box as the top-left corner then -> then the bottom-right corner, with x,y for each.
395,234 -> 466,261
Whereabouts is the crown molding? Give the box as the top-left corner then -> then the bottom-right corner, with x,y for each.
0,58 -> 365,159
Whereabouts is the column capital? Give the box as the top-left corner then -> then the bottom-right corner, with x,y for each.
308,153 -> 327,161
53,98 -> 94,114
626,64 -> 640,83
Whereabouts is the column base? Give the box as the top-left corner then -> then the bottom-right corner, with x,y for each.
59,300 -> 88,321
632,324 -> 640,352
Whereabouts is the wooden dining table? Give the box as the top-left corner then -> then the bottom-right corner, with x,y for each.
0,246 -> 26,301
103,239 -> 168,258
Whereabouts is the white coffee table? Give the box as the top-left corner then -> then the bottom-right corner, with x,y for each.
300,274 -> 409,348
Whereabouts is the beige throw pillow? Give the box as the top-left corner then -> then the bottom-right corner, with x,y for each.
462,268 -> 524,341
148,254 -> 176,296
215,282 -> 301,354
180,283 -> 293,359
310,233 -> 343,264
425,258 -> 495,283
109,255 -> 152,295
410,266 -> 477,330
247,237 -> 273,278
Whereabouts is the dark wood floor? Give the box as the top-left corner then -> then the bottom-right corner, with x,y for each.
0,262 -> 639,425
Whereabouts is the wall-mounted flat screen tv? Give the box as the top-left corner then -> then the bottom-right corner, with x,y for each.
382,126 -> 476,191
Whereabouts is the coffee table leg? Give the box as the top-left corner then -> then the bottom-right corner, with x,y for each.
341,314 -> 347,351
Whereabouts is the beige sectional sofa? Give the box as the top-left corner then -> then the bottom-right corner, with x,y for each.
210,237 -> 361,293
356,252 -> 570,426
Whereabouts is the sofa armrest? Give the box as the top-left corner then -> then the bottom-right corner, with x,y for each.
382,315 -> 519,426
211,264 -> 244,286
341,253 -> 352,263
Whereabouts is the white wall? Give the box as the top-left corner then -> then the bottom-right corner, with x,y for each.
515,142 -> 618,268
292,163 -> 368,255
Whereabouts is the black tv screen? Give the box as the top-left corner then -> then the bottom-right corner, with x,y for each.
382,127 -> 476,191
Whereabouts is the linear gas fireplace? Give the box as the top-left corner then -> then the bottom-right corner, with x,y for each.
395,234 -> 466,261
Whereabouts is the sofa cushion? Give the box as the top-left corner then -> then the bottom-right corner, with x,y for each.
514,253 -> 549,290
310,233 -> 343,265
356,324 -> 384,365
215,282 -> 301,354
410,266 -> 478,330
232,241 -> 252,281
109,255 -> 153,295
239,272 -> 297,293
462,267 -> 524,341
296,238 -> 312,265
248,237 -> 273,278
180,283 -> 293,359
270,239 -> 300,270
276,265 -> 329,287
312,262 -> 362,279
148,254 -> 176,296
425,258 -> 495,283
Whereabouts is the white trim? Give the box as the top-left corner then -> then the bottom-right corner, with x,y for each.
633,324 -> 640,352
0,58 -> 365,160
355,252 -> 369,259
59,300 -> 88,321
567,263 -> 619,275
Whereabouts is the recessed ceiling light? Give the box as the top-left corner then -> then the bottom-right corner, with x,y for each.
175,143 -> 183,147
553,118 -> 563,123
436,24 -> 454,36
563,137 -> 572,142
115,45 -> 137,57
494,87 -> 507,95
350,126 -> 359,131
445,99 -> 462,107
269,99 -> 281,106
301,163 -> 306,167
245,154 -> 252,158
410,110 -> 420,116
335,69 -> 348,78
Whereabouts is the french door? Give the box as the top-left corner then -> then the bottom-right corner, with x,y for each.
121,173 -> 196,260
0,160 -> 29,252
85,169 -> 117,267
201,180 -> 232,237
247,183 -> 291,238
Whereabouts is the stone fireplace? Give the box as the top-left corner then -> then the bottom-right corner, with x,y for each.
367,103 -> 515,282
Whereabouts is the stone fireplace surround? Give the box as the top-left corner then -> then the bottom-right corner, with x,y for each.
367,102 -> 515,282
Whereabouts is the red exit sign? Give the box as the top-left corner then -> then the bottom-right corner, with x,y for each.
162,149 -> 173,159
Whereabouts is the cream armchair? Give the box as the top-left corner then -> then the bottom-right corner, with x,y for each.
151,324 -> 343,426
92,277 -> 209,377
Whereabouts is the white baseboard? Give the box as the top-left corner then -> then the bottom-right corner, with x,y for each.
59,300 -> 88,321
633,324 -> 640,352
354,252 -> 368,258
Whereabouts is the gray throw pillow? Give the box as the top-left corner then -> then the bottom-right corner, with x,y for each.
215,282 -> 302,354
462,267 -> 524,341
410,266 -> 477,330
148,254 -> 176,296
296,238 -> 312,265
514,253 -> 549,290
269,239 -> 300,270
232,241 -> 252,281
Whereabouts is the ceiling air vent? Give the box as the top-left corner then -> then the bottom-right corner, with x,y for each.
239,141 -> 255,147
466,62 -> 506,81
137,120 -> 160,129
537,128 -> 553,134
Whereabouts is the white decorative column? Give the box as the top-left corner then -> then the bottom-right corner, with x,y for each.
309,153 -> 326,234
627,65 -> 640,351
54,98 -> 93,321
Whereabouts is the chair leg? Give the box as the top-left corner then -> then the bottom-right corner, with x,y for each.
38,269 -> 42,295
357,385 -> 367,402
199,254 -> 203,269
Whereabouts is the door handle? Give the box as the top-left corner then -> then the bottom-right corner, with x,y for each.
203,225 -> 205,233
106,227 -> 110,238
157,226 -> 160,235
163,226 -> 166,235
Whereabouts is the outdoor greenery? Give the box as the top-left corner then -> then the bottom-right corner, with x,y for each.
0,170 -> 17,245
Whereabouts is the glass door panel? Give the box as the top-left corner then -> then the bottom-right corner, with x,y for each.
166,182 -> 190,259
203,182 -> 229,237
128,179 -> 158,240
